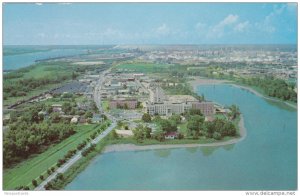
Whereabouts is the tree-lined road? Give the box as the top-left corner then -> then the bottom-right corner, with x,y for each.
35,69 -> 115,190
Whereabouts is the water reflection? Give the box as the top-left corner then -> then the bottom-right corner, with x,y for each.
199,146 -> 220,156
265,99 -> 296,112
185,147 -> 198,154
222,144 -> 235,151
153,149 -> 171,158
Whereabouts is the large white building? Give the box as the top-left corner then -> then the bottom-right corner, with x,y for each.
145,87 -> 214,116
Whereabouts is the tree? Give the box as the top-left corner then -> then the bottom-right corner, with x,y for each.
56,173 -> 64,180
47,169 -> 52,175
39,175 -> 44,180
23,186 -> 30,190
117,121 -> 123,128
229,105 -> 240,119
110,130 -> 119,139
144,126 -> 152,139
62,102 -> 72,114
178,133 -> 184,139
188,108 -> 203,116
152,130 -> 165,142
142,113 -> 151,122
84,111 -> 93,119
133,124 -> 145,143
168,114 -> 181,125
213,132 -> 222,140
32,179 -> 38,187
50,112 -> 61,123
186,115 -> 204,137
160,119 -> 177,133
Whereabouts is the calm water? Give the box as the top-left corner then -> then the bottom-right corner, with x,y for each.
3,48 -> 87,71
65,84 -> 297,190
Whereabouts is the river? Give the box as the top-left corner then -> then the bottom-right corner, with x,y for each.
65,84 -> 297,190
3,47 -> 88,71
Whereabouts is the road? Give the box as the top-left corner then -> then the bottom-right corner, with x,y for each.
35,70 -> 115,191
34,118 -> 116,191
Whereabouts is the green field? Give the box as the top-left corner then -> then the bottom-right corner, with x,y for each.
3,82 -> 71,107
3,124 -> 100,190
115,62 -> 174,73
101,100 -> 109,111
3,62 -> 76,107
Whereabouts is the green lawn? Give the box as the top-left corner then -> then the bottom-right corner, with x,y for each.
214,113 -> 227,120
3,124 -> 100,190
178,122 -> 188,134
115,63 -> 173,73
101,100 -> 109,111
40,95 -> 86,106
3,61 -> 77,107
3,82 -> 69,107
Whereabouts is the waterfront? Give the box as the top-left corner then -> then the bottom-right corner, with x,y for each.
65,84 -> 297,190
3,47 -> 88,71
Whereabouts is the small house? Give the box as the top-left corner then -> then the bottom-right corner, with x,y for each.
164,132 -> 178,140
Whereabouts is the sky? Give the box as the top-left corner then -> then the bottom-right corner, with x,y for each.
3,3 -> 298,45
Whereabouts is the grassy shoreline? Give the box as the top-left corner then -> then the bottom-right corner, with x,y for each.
189,77 -> 297,109
50,138 -> 109,190
46,113 -> 245,190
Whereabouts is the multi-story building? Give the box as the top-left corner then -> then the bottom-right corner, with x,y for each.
109,99 -> 138,109
145,87 -> 214,116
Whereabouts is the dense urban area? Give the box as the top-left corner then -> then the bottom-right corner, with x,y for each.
3,44 -> 297,190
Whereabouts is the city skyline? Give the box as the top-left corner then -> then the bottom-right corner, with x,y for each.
3,3 -> 297,45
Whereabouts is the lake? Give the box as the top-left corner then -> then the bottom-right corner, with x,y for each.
3,48 -> 87,71
65,84 -> 297,190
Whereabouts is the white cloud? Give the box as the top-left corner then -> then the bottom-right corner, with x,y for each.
155,24 -> 170,36
234,21 -> 249,32
257,3 -> 295,34
208,14 -> 239,38
195,22 -> 207,33
219,14 -> 239,26
35,3 -> 43,6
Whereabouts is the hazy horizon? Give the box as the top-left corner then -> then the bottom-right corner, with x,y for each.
3,3 -> 297,45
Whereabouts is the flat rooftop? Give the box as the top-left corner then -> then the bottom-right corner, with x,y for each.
167,95 -> 197,103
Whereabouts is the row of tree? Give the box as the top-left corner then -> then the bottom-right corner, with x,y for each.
4,104 -> 77,167
4,122 -> 76,167
239,76 -> 297,102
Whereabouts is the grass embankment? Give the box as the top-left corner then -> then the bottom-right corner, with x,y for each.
50,138 -> 109,190
229,81 -> 297,108
107,135 -> 239,147
114,62 -> 174,73
3,124 -> 99,190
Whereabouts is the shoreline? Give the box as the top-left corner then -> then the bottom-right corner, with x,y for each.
189,77 -> 297,110
103,76 -> 296,153
103,114 -> 246,153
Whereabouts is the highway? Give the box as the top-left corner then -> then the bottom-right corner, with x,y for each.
35,69 -> 115,191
